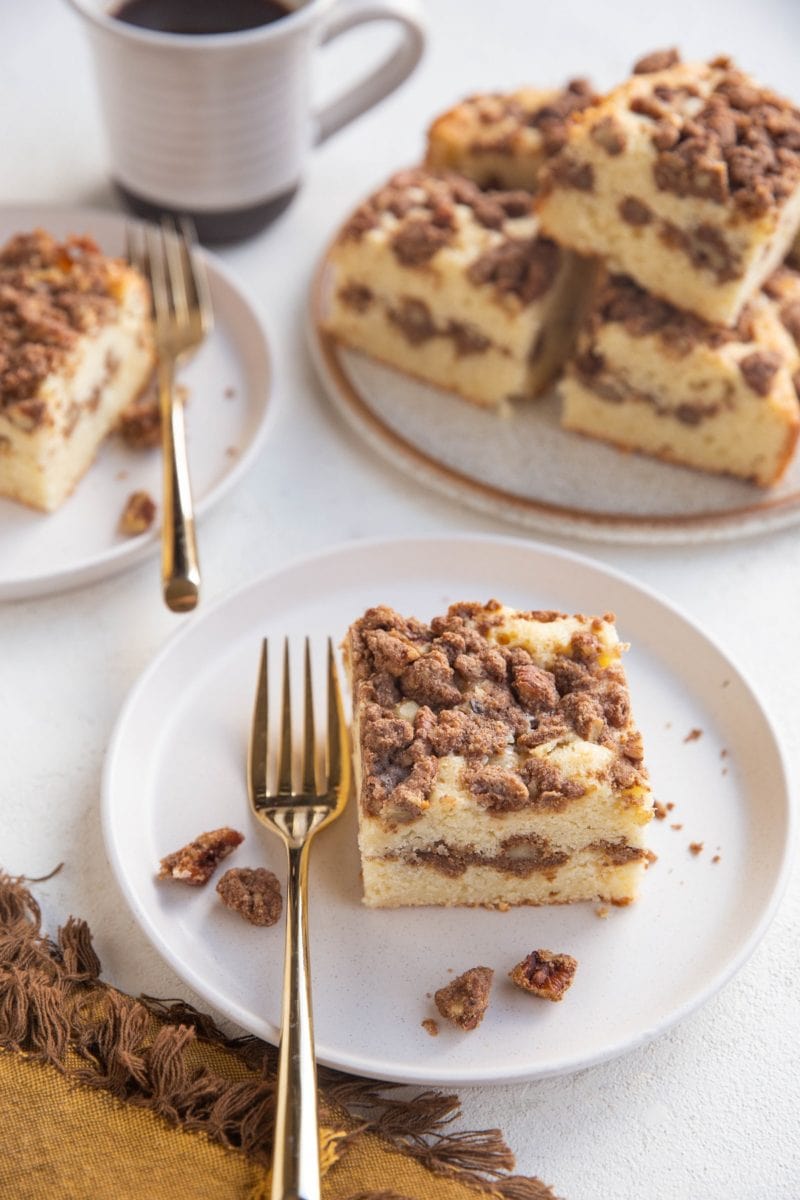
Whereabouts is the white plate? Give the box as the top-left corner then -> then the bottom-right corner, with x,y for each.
308,255 -> 800,545
0,206 -> 274,600
103,535 -> 794,1085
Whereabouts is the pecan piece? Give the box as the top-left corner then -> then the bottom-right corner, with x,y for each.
509,949 -> 578,1001
216,867 -> 283,926
434,966 -> 493,1030
158,827 -> 244,886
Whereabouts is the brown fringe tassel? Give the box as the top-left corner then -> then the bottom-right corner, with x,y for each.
0,871 -> 559,1199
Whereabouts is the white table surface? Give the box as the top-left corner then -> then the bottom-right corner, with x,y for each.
3,2 -> 799,1196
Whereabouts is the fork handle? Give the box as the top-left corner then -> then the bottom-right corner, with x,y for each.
272,840 -> 321,1200
157,360 -> 200,613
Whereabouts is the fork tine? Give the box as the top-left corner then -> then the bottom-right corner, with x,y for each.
326,638 -> 344,794
248,640 -> 269,805
277,638 -> 293,795
178,215 -> 214,337
145,222 -> 170,327
161,216 -> 189,330
301,637 -> 316,795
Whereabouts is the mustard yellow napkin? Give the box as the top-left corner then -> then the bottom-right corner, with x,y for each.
0,871 -> 559,1199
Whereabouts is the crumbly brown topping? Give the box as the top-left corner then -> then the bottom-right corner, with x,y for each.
633,48 -> 681,75
547,155 -> 595,191
158,827 -> 244,886
385,296 -> 493,356
631,60 -> 800,217
338,282 -> 373,313
452,79 -> 597,159
434,966 -> 493,1030
339,169 -> 565,306
0,230 -> 124,416
119,489 -> 156,537
619,196 -> 653,226
590,116 -> 627,156
216,867 -> 283,927
116,388 -> 160,449
583,273 -> 761,357
509,949 -> 578,1001
739,349 -> 782,395
348,602 -> 647,825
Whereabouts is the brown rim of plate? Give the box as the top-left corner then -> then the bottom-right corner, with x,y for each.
309,237 -> 800,535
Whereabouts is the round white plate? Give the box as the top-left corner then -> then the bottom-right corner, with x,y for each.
308,255 -> 800,545
0,206 -> 274,600
103,535 -> 793,1085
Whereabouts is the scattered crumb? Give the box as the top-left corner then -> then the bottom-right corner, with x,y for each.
115,469 -> 129,481
711,854 -> 721,864
689,842 -> 704,856
722,767 -> 729,776
595,906 -> 610,919
645,850 -> 658,867
425,992 -> 432,999
509,950 -> 578,1002
224,385 -> 237,399
611,897 -> 632,907
721,679 -> 731,688
225,445 -> 239,458
216,867 -> 282,926
683,728 -> 703,743
666,802 -> 675,811
158,827 -> 244,886
434,967 -> 493,1031
671,822 -> 683,831
482,899 -> 510,911
664,721 -> 672,730
119,489 -> 157,536
720,748 -> 729,759
117,389 -> 161,449
653,801 -> 668,820
421,1018 -> 439,1037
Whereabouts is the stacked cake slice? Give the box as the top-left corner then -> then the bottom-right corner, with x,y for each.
324,169 -> 590,409
345,601 -> 653,909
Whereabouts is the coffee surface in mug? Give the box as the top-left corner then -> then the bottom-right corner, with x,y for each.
112,0 -> 293,35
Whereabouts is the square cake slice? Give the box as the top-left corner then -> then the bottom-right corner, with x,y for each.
425,79 -> 597,192
324,169 -> 592,410
536,50 -> 800,326
0,230 -> 154,512
561,270 -> 800,486
345,600 -> 653,909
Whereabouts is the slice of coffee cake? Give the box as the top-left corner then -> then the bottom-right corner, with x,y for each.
345,600 -> 653,909
0,230 -> 154,512
537,50 -> 800,326
425,80 -> 597,192
324,169 -> 591,410
561,270 -> 800,485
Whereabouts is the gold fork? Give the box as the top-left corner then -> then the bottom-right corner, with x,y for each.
125,217 -> 213,614
248,639 -> 350,1200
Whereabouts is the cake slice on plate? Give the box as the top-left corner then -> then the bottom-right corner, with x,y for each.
0,229 -> 154,512
537,50 -> 800,325
344,600 -> 653,909
561,269 -> 800,485
425,79 -> 598,192
324,169 -> 592,410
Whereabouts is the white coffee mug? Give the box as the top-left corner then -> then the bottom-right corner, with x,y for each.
67,0 -> 426,240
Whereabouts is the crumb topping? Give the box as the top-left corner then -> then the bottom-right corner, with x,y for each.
509,949 -> 578,1001
216,867 -> 283,926
339,169 -> 560,305
434,966 -> 493,1030
158,827 -> 243,886
439,78 -> 597,159
348,601 -> 648,824
0,230 -> 126,416
119,489 -> 156,536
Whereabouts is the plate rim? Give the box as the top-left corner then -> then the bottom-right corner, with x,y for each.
101,531 -> 797,1085
307,242 -> 800,546
0,203 -> 277,601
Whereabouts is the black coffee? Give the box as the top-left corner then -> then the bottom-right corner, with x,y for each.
112,0 -> 293,35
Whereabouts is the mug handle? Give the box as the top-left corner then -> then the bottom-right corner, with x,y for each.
314,0 -> 426,144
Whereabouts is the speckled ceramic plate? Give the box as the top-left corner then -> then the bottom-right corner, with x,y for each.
0,205 -> 274,600
308,250 -> 800,544
102,535 -> 793,1085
